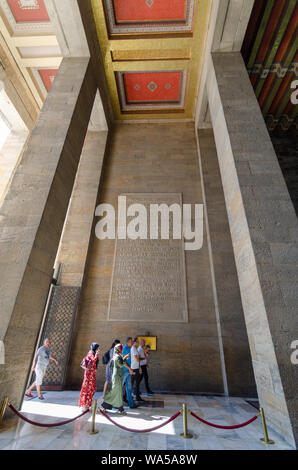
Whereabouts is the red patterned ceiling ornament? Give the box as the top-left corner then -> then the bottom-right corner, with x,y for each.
104,0 -> 195,36
7,0 -> 50,23
147,81 -> 158,92
145,0 -> 154,8
18,0 -> 39,10
116,70 -> 188,113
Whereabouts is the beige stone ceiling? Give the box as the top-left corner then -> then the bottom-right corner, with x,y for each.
0,0 -> 63,112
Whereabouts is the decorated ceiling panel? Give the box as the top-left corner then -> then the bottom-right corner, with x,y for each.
104,0 -> 195,36
242,0 -> 298,131
1,0 -> 52,33
117,70 -> 187,112
92,0 -> 211,121
114,0 -> 187,22
7,0 -> 50,23
124,71 -> 182,103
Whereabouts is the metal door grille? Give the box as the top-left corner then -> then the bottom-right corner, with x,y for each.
40,286 -> 80,389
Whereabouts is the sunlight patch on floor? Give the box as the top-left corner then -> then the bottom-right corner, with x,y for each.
21,401 -> 83,419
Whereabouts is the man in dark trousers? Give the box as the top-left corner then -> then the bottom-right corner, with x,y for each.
138,339 -> 154,396
130,337 -> 145,402
122,337 -> 138,409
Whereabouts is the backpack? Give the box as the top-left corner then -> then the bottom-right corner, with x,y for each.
102,350 -> 110,365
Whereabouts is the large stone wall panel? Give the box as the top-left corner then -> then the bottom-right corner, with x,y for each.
208,51 -> 298,447
198,128 -> 256,397
65,123 -> 251,396
0,57 -> 97,409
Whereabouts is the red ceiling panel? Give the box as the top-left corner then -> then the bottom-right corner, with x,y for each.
7,0 -> 50,23
104,0 -> 195,36
124,72 -> 182,103
39,69 -> 58,92
113,0 -> 187,23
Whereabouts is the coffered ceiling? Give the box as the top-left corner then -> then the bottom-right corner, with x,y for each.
91,0 -> 212,121
0,0 -> 62,109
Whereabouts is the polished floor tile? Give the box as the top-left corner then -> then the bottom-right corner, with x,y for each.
0,392 -> 294,451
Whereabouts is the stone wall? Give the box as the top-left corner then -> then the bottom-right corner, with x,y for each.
0,58 -> 97,410
0,130 -> 28,208
57,130 -> 108,287
270,129 -> 298,217
207,51 -> 298,447
198,129 -> 256,397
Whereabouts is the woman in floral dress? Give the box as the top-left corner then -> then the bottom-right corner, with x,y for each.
79,343 -> 99,411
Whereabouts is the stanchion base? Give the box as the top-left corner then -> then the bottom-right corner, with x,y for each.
260,438 -> 275,445
88,430 -> 99,435
180,433 -> 193,439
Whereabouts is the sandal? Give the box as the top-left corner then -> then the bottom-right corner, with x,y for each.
25,393 -> 33,398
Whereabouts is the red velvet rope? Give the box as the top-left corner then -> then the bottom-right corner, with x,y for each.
100,409 -> 181,433
190,411 -> 258,429
8,403 -> 89,428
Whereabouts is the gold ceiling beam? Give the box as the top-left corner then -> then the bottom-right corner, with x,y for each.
12,35 -> 59,47
111,49 -> 192,62
21,57 -> 62,68
113,60 -> 191,72
109,38 -> 194,50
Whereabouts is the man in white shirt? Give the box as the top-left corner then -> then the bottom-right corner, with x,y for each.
138,339 -> 153,396
130,337 -> 144,402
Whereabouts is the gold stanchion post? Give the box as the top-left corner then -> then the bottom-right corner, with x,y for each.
180,403 -> 193,439
88,399 -> 99,435
0,397 -> 9,425
260,408 -> 275,445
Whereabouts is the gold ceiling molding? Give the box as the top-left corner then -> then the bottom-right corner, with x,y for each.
111,49 -> 192,62
91,0 -> 212,121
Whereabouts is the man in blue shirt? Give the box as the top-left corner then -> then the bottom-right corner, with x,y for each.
122,337 -> 138,409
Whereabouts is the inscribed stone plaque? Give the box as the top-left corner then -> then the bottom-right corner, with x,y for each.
108,193 -> 188,322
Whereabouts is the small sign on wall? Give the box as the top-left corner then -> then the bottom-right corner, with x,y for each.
138,336 -> 157,351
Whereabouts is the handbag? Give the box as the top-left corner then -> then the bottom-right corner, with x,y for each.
80,356 -> 92,370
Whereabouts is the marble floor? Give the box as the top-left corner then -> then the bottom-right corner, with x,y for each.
0,392 -> 294,451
